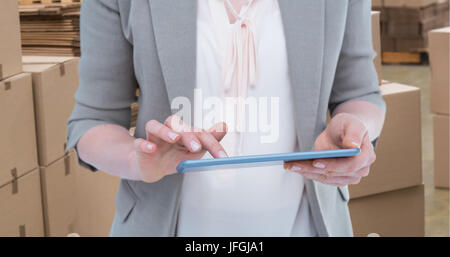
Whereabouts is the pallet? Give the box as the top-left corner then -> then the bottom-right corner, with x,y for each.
18,0 -> 81,5
382,52 -> 429,64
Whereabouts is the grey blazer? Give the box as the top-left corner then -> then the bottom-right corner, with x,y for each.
67,0 -> 386,237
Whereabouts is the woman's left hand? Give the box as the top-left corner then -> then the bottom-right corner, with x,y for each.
284,113 -> 376,187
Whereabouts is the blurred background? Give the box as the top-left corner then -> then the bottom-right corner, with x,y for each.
0,0 -> 449,237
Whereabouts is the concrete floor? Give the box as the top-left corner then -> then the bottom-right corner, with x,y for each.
382,64 -> 450,237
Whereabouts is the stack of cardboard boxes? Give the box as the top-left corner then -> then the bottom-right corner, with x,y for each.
22,55 -> 120,236
349,82 -> 425,237
0,0 -> 43,237
1,0 -> 120,237
373,0 -> 449,53
18,3 -> 81,57
22,55 -> 79,236
348,11 -> 425,237
429,27 -> 450,189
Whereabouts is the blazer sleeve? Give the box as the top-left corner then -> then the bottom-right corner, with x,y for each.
66,0 -> 137,170
328,0 -> 386,115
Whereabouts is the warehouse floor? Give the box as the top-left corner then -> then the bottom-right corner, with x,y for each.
382,64 -> 450,237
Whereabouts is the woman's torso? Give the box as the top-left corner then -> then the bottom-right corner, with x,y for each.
176,0 -> 316,236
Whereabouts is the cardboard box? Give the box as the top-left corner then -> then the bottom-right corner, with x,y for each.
22,56 -> 79,166
0,73 -> 38,187
40,151 -> 77,237
372,0 -> 384,8
74,164 -> 120,236
0,0 -> 22,80
429,27 -> 450,115
349,83 -> 422,199
381,37 -> 397,52
386,2 -> 442,22
349,185 -> 425,237
437,0 -> 450,14
384,0 -> 437,8
396,37 -> 428,52
0,169 -> 44,237
372,11 -> 383,85
387,19 -> 436,38
433,114 -> 449,188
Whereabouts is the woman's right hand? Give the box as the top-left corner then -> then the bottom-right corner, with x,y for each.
130,115 -> 228,183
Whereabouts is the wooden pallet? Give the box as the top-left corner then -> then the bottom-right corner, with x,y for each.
382,52 -> 429,64
19,0 -> 81,5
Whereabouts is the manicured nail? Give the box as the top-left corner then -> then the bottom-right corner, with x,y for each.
168,132 -> 179,141
147,144 -> 154,151
218,150 -> 228,158
351,142 -> 360,147
190,141 -> 201,151
291,165 -> 302,171
313,162 -> 326,169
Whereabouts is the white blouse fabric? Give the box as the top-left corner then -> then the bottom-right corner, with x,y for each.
177,0 -> 317,236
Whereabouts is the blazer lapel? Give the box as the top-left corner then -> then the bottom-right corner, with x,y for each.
149,0 -> 197,107
279,0 -> 325,151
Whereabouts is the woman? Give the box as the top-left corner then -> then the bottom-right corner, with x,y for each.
67,0 -> 385,237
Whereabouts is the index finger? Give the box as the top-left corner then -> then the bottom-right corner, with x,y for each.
208,122 -> 227,141
196,130 -> 228,158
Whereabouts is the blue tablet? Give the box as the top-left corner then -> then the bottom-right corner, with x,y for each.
176,148 -> 360,173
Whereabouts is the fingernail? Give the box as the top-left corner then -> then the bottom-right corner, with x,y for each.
313,162 -> 326,169
147,144 -> 153,151
291,165 -> 302,171
351,142 -> 360,147
190,141 -> 201,151
218,150 -> 228,158
168,132 -> 179,141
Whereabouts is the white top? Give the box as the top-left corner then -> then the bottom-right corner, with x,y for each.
177,0 -> 316,236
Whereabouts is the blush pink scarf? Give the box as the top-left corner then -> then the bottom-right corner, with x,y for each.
221,0 -> 258,154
